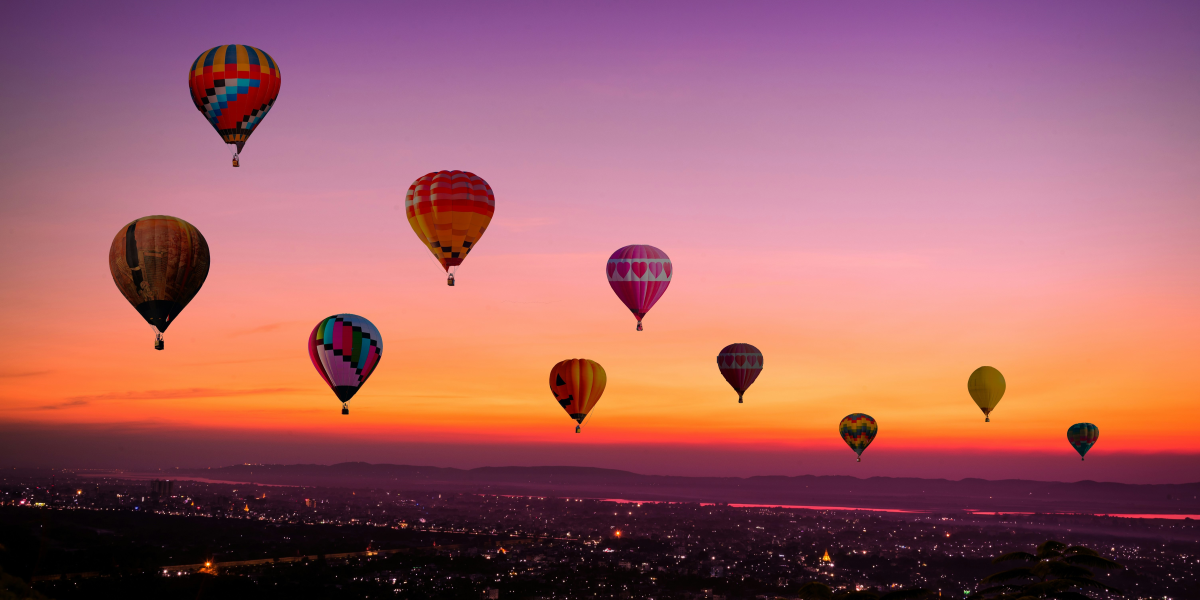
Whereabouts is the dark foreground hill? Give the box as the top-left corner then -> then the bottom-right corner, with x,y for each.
169,462 -> 1200,515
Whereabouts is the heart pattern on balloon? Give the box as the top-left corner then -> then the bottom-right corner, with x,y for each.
616,262 -> 631,277
632,262 -> 648,278
607,262 -> 616,277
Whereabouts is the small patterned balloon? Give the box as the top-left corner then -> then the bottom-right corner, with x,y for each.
188,45 -> 282,165
308,314 -> 383,415
549,359 -> 607,433
839,414 -> 878,462
1067,423 -> 1099,461
717,343 -> 763,403
606,245 -> 672,331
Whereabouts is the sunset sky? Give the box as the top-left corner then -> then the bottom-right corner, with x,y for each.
2,1 -> 1198,484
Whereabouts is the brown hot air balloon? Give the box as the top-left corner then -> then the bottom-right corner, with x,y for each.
108,216 -> 210,350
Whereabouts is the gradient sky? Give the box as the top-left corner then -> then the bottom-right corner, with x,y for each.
1,1 -> 1198,484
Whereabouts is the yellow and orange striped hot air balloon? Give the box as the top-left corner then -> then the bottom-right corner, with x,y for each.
405,170 -> 495,286
549,359 -> 607,433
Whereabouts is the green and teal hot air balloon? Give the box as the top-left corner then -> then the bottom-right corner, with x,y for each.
1067,423 -> 1099,461
839,413 -> 877,462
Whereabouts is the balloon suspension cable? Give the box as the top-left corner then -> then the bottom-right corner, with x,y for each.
341,402 -> 349,415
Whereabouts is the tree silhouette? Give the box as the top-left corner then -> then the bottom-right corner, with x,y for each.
978,540 -> 1124,599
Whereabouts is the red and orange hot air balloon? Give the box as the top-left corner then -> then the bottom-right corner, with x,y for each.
606,245 -> 672,331
405,170 -> 495,286
549,359 -> 607,433
717,343 -> 763,403
188,44 -> 282,167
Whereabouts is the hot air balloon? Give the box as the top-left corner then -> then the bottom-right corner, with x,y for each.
549,359 -> 607,433
108,216 -> 210,350
968,366 -> 1006,422
839,413 -> 877,462
717,343 -> 763,403
606,245 -> 672,331
1068,423 -> 1099,461
188,44 -> 282,167
308,314 -> 383,415
405,170 -> 495,286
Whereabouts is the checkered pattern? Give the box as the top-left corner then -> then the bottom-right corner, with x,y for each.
188,45 -> 281,153
406,170 -> 495,274
1067,423 -> 1099,459
308,314 -> 383,393
839,413 -> 878,458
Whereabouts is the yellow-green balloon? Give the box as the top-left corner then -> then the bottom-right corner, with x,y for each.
968,366 -> 1005,422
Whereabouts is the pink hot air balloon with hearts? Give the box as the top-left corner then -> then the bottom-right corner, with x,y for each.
606,245 -> 672,331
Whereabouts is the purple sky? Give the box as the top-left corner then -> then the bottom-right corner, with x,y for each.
1,2 -> 1198,484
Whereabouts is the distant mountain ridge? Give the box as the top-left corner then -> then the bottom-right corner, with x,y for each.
170,462 -> 1200,516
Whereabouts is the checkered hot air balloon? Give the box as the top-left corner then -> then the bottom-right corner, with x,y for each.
549,359 -> 607,433
717,343 -> 763,404
839,414 -> 877,462
108,216 -> 210,350
606,245 -> 672,331
405,171 -> 495,286
1067,423 -> 1099,461
188,45 -> 282,167
308,315 -> 383,415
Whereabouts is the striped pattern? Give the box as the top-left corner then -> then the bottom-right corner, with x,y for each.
1067,422 -> 1099,460
188,45 -> 282,153
606,245 -> 672,330
717,343 -> 763,403
108,215 -> 210,337
549,359 -> 607,430
308,314 -> 383,405
405,170 -> 495,274
839,413 -> 878,460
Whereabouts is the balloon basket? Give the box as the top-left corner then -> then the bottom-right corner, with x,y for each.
985,417 -> 990,422
232,155 -> 240,168
341,404 -> 349,415
636,322 -> 643,331
856,456 -> 861,462
154,339 -> 164,351
575,425 -> 580,433
447,274 -> 455,286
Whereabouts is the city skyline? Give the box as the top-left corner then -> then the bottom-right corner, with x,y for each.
2,1 -> 1199,483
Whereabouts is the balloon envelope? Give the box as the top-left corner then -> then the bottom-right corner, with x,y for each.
606,245 -> 672,330
308,314 -> 383,413
839,413 -> 877,461
1067,422 -> 1099,460
405,170 -> 495,284
717,343 -> 763,403
108,216 -> 210,349
188,45 -> 281,160
549,359 -> 607,432
968,366 -> 1006,422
